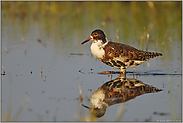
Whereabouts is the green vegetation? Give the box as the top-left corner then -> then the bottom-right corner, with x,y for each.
2,1 -> 181,42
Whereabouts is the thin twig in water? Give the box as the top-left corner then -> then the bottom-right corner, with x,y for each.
79,68 -> 85,74
41,66 -> 43,73
2,66 -> 6,75
78,85 -> 83,102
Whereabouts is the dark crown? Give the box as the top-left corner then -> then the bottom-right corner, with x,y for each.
91,29 -> 107,42
92,29 -> 106,37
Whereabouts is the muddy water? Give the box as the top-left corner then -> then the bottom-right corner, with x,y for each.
1,1 -> 182,122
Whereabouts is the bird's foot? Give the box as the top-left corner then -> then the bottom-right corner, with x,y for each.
119,70 -> 126,78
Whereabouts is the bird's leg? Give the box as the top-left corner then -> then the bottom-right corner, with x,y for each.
110,72 -> 113,80
119,69 -> 126,78
123,70 -> 126,77
133,68 -> 135,78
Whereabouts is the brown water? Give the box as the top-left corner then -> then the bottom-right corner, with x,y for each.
1,1 -> 182,122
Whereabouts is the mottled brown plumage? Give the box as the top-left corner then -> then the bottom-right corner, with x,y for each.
81,29 -> 162,75
102,42 -> 162,62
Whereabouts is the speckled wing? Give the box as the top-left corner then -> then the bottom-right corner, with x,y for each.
103,42 -> 162,61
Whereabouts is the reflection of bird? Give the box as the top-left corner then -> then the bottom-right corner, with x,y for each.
82,74 -> 162,118
81,29 -> 162,75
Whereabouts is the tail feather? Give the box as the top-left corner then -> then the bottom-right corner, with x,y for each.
144,51 -> 162,60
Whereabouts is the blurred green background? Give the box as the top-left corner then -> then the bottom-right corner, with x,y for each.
2,1 -> 181,42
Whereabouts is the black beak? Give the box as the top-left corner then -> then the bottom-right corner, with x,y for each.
81,36 -> 93,45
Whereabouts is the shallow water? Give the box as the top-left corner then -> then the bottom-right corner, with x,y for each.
1,1 -> 182,122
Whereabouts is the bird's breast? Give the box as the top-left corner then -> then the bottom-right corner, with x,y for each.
90,42 -> 105,59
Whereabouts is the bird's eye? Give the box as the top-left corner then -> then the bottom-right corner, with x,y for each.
94,33 -> 98,35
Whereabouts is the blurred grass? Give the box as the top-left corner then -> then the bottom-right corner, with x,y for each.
2,1 -> 181,42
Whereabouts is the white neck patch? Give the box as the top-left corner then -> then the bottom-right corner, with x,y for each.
90,39 -> 108,59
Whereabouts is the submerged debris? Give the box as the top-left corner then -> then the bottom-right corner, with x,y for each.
79,68 -> 85,74
41,66 -> 43,73
24,47 -> 27,54
44,73 -> 46,81
78,85 -> 83,102
37,36 -> 46,47
70,53 -> 83,55
1,66 -> 6,75
168,89 -> 170,94
4,47 -> 6,55
153,111 -> 169,116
